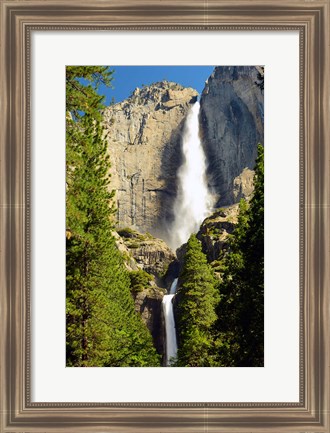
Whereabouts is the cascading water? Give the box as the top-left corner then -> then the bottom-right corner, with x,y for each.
162,278 -> 178,366
169,101 -> 214,250
162,102 -> 214,365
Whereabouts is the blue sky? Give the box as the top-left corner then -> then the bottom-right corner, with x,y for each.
99,66 -> 215,105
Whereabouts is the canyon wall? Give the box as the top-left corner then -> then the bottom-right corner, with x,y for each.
103,67 -> 263,239
200,66 -> 264,206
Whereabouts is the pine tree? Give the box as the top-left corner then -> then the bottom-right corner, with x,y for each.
175,235 -> 219,366
66,66 -> 113,119
66,66 -> 113,185
66,66 -> 160,367
215,144 -> 264,366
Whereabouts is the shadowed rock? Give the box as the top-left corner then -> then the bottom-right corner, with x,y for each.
200,66 -> 264,206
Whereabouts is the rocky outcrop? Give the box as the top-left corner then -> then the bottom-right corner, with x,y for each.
175,204 -> 240,274
103,81 -> 198,239
200,66 -> 264,206
196,204 -> 240,262
134,286 -> 165,359
115,227 -> 176,360
112,231 -> 139,271
233,168 -> 255,202
117,228 -> 176,287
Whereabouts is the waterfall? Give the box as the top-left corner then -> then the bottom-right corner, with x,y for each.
169,101 -> 214,250
162,278 -> 178,366
162,103 -> 214,365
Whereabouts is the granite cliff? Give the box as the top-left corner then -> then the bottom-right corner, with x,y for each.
103,81 -> 198,239
104,67 -> 263,241
200,66 -> 264,206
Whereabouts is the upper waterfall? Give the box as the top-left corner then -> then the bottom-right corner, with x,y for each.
169,101 -> 214,250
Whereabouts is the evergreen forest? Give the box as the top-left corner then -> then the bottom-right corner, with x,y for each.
66,67 -> 160,366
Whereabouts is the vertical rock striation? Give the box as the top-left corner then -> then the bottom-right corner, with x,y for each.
103,82 -> 198,238
200,66 -> 264,206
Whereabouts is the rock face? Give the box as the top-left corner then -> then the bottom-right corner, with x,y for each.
103,82 -> 198,239
134,286 -> 165,359
115,228 -> 178,360
233,168 -> 255,202
117,228 -> 176,287
196,204 -> 240,262
200,66 -> 264,206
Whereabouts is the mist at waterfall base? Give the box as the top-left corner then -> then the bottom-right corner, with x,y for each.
168,101 -> 214,250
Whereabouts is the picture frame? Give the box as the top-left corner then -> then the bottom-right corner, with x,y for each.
0,0 -> 329,431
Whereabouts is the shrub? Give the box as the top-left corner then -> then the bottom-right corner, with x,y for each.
129,270 -> 153,294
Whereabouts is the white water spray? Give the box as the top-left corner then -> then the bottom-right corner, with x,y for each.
162,278 -> 178,366
169,102 -> 214,249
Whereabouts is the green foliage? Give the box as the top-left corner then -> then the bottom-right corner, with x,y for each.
174,145 -> 264,367
66,66 -> 113,120
66,66 -> 160,367
126,241 -> 140,249
117,227 -> 152,242
157,262 -> 169,279
66,66 -> 114,188
214,144 -> 264,366
175,235 -> 220,366
129,270 -> 153,294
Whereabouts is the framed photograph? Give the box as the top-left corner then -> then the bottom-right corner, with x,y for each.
1,0 -> 329,432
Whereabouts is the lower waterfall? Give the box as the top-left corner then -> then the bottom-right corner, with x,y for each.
162,278 -> 178,366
